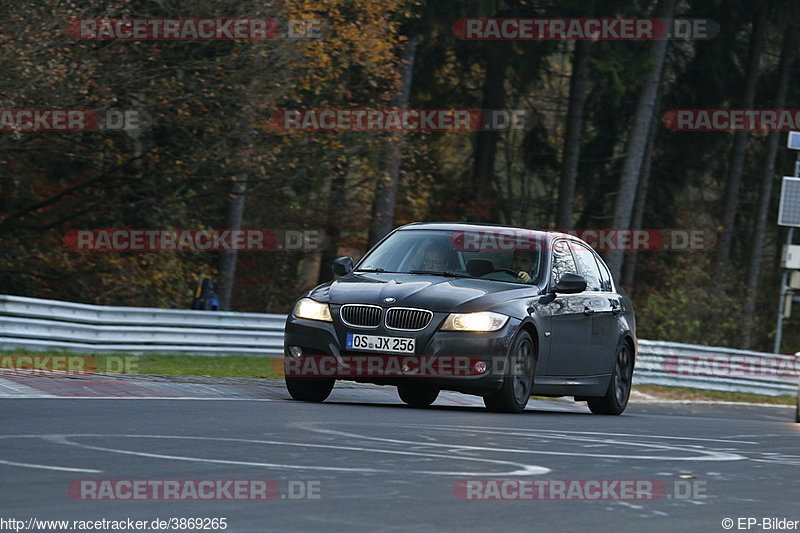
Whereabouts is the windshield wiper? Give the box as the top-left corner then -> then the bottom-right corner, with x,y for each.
354,268 -> 397,273
408,270 -> 474,278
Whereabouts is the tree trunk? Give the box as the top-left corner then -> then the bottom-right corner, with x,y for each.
218,173 -> 247,310
621,100 -> 660,290
367,35 -> 418,247
604,0 -> 674,280
320,163 -> 349,283
556,38 -> 592,229
470,46 -> 509,221
741,28 -> 795,349
715,4 -> 768,267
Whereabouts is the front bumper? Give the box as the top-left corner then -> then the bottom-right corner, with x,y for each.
283,313 -> 522,393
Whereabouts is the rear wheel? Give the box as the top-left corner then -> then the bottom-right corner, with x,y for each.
397,384 -> 439,407
285,377 -> 334,402
483,331 -> 535,413
588,341 -> 633,415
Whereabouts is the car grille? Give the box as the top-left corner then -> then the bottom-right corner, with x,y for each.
340,304 -> 382,328
385,308 -> 432,331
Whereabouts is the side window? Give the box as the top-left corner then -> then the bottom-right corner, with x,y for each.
572,244 -> 602,292
551,241 -> 577,284
594,254 -> 613,292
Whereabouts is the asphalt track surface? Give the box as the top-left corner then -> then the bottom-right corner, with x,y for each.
0,373 -> 798,533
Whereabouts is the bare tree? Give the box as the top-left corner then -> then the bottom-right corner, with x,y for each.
741,28 -> 795,349
218,173 -> 247,310
622,99 -> 660,289
469,43 -> 511,222
556,39 -> 592,229
715,4 -> 769,267
605,0 -> 674,280
368,35 -> 419,247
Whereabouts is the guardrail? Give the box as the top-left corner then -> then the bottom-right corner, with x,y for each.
634,340 -> 797,396
0,295 -> 285,356
1,294 -> 797,397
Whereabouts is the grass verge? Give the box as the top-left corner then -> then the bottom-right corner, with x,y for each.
1,351 -> 796,405
0,350 -> 284,379
634,384 -> 796,405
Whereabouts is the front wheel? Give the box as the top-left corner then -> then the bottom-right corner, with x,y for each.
483,331 -> 535,413
588,341 -> 633,415
397,384 -> 439,408
285,377 -> 334,402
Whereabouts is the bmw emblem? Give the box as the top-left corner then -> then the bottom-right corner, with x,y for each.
383,297 -> 396,304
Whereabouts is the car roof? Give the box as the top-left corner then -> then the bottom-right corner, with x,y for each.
396,222 -> 580,243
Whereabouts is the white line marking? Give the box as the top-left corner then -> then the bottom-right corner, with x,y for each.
38,434 -> 550,477
410,425 -> 760,444
0,435 -> 105,472
0,458 -> 101,473
0,379 -> 51,397
295,423 -> 746,462
0,397 -> 279,401
615,501 -> 644,510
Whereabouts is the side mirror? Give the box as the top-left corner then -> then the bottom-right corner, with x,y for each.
553,273 -> 587,294
332,256 -> 354,276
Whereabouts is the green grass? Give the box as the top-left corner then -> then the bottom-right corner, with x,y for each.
634,384 -> 796,406
1,350 -> 796,405
0,350 -> 283,379
133,354 -> 283,379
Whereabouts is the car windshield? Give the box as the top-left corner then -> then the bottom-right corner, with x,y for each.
355,228 -> 544,284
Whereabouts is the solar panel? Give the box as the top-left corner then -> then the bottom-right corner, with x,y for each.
778,177 -> 800,227
788,132 -> 800,150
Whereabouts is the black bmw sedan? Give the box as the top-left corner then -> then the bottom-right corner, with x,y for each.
283,222 -> 636,414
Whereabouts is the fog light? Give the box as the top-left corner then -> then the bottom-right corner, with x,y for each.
289,346 -> 303,357
473,361 -> 487,374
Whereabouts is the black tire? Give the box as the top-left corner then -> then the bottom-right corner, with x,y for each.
397,384 -> 439,408
483,331 -> 535,413
588,341 -> 633,415
285,377 -> 334,402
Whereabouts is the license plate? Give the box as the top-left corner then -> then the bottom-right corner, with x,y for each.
346,333 -> 415,353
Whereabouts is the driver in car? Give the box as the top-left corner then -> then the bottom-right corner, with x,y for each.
420,247 -> 453,271
511,251 -> 534,282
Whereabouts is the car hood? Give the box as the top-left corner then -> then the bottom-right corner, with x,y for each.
308,273 -> 541,314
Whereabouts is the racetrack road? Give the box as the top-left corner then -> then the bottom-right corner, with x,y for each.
0,373 -> 798,533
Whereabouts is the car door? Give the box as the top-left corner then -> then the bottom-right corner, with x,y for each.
544,239 -> 594,377
571,244 -> 619,375
593,252 -> 623,372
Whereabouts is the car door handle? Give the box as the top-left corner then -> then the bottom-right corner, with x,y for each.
583,307 -> 594,316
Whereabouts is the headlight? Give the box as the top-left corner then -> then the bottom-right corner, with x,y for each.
440,311 -> 508,332
293,298 -> 332,322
